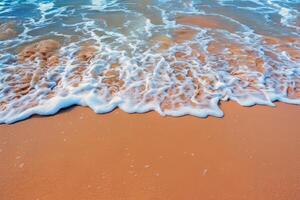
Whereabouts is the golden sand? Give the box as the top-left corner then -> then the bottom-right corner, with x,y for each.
176,15 -> 239,33
18,39 -> 60,67
76,45 -> 97,63
0,102 -> 299,200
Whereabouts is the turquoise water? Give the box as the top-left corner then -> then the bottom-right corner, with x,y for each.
0,0 -> 300,123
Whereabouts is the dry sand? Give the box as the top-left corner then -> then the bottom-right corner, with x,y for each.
0,101 -> 299,200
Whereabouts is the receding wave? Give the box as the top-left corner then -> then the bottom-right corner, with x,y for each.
0,0 -> 300,123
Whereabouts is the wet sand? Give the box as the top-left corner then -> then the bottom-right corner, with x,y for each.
0,101 -> 300,200
0,22 -> 17,41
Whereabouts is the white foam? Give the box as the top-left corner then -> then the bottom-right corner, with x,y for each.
38,2 -> 54,12
0,0 -> 300,123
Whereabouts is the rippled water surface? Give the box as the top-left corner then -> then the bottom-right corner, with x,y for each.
0,0 -> 300,123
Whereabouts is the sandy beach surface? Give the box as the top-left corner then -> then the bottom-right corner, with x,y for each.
0,102 -> 299,200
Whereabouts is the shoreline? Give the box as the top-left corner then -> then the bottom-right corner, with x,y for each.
1,101 -> 299,200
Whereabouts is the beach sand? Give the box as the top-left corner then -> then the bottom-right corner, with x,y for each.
0,101 -> 299,200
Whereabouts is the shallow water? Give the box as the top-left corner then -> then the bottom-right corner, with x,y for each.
0,0 -> 299,123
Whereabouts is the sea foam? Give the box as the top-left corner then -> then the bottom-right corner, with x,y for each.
0,0 -> 299,123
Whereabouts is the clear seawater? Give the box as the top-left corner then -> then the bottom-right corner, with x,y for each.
0,0 -> 299,123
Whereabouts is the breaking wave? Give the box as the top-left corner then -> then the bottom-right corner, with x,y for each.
0,0 -> 299,123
